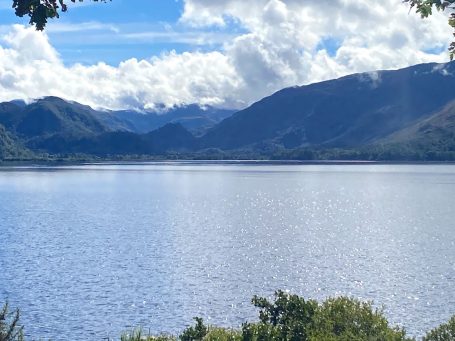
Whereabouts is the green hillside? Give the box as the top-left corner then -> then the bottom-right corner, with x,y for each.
0,124 -> 31,161
374,101 -> 455,160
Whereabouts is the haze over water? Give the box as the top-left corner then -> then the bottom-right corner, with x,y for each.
0,163 -> 454,340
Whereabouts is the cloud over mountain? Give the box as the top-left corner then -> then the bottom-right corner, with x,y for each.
0,25 -> 241,110
0,0 -> 452,110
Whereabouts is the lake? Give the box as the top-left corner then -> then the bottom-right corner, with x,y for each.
0,163 -> 454,340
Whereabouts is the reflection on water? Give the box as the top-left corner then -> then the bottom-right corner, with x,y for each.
0,163 -> 454,340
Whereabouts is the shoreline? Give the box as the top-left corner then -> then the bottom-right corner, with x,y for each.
2,158 -> 455,168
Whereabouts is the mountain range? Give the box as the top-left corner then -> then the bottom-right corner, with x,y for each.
94,105 -> 234,136
1,62 -> 455,161
200,62 -> 455,150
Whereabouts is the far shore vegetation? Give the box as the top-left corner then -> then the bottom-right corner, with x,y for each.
2,142 -> 455,165
2,291 -> 454,341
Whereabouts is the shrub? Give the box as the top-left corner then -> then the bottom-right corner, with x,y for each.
242,290 -> 318,341
179,318 -> 242,341
423,315 -> 455,341
204,327 -> 242,341
0,303 -> 24,341
180,317 -> 208,341
309,297 -> 412,341
240,292 -> 412,341
120,328 -> 176,341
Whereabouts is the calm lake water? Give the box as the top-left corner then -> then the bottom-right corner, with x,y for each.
0,163 -> 454,340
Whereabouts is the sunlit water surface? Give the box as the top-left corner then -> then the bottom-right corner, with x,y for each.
0,163 -> 454,340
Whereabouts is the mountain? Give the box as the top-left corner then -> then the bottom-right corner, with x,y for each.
0,96 -> 107,139
9,99 -> 27,108
1,62 -> 455,160
31,123 -> 196,155
0,124 -> 30,160
385,101 -> 455,144
200,62 -> 455,150
0,97 -> 219,156
0,102 -> 24,130
95,105 -> 234,136
376,100 -> 455,159
0,124 -> 16,159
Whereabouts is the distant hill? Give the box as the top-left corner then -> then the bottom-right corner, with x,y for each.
374,100 -> 455,159
384,101 -> 455,145
0,97 -> 107,139
0,102 -> 24,130
201,62 -> 455,150
1,62 -> 455,160
31,123 -> 196,156
95,105 -> 234,136
0,97 -> 232,156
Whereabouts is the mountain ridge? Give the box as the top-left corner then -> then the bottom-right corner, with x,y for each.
1,61 -> 455,160
95,104 -> 234,136
200,62 -> 455,150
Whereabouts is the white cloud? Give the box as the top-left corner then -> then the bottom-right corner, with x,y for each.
46,21 -> 120,34
120,30 -> 236,46
0,25 -> 242,110
181,0 -> 452,103
0,0 -> 453,110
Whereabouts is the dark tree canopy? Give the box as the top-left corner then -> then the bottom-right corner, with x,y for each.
12,0 -> 110,30
405,0 -> 455,58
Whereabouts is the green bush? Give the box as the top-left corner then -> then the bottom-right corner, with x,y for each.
120,328 -> 176,341
3,295 -> 454,341
118,292 -> 422,340
180,317 -> 208,341
204,327 -> 242,341
242,290 -> 318,341
0,303 -> 24,341
179,318 -> 241,341
423,315 -> 455,341
309,297 -> 411,341
242,322 -> 282,341
241,292 -> 411,341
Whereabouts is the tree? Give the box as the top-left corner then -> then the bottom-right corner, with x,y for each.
180,318 -> 209,341
309,297 -> 410,341
12,0 -> 110,30
405,0 -> 455,59
241,292 -> 411,341
0,303 -> 24,341
423,315 -> 455,341
243,290 -> 318,341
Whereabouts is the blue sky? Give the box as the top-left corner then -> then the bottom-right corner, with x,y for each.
0,0 -> 451,110
0,0 -> 243,65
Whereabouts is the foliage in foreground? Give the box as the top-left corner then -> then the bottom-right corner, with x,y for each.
123,291 -> 420,341
423,315 -> 455,341
12,0 -> 110,30
308,297 -> 409,341
4,293 -> 454,340
0,303 -> 24,341
405,0 -> 455,59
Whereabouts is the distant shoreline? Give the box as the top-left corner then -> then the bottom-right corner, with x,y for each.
1,159 -> 455,168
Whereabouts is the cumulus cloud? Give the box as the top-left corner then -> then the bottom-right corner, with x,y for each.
181,0 -> 452,103
0,0 -> 453,110
0,25 -> 242,110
